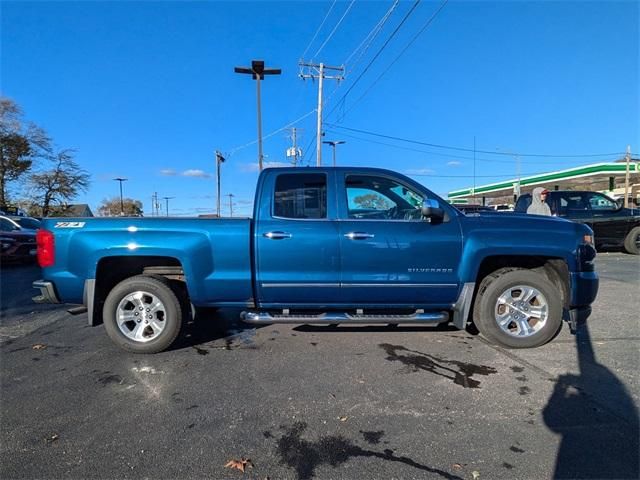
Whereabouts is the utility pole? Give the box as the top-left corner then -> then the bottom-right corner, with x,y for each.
113,177 -> 128,216
299,62 -> 344,166
286,128 -> 303,166
624,145 -> 631,208
150,192 -> 158,216
322,140 -> 345,167
234,60 -> 282,171
215,150 -> 226,217
473,136 -> 476,204
226,193 -> 235,217
163,196 -> 174,217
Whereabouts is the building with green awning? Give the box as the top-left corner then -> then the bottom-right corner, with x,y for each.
448,160 -> 639,206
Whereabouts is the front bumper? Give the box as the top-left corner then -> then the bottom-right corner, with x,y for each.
32,280 -> 61,304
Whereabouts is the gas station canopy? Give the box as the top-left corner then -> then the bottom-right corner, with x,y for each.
447,160 -> 639,204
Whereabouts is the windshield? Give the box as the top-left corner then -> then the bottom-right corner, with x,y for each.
14,217 -> 41,230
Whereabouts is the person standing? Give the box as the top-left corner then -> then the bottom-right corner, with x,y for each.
527,187 -> 552,216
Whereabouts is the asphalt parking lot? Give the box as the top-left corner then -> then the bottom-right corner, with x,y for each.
1,253 -> 639,480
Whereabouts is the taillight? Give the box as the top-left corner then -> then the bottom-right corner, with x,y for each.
37,229 -> 55,267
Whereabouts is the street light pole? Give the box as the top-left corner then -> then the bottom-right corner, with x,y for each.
113,177 -> 128,216
322,140 -> 346,167
163,197 -> 174,217
215,150 -> 226,217
234,60 -> 281,171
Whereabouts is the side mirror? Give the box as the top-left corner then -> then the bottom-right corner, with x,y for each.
421,199 -> 444,221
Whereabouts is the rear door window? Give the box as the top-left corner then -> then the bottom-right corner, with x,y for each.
558,193 -> 590,215
273,173 -> 327,219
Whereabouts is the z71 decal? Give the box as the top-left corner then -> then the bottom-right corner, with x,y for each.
54,222 -> 86,228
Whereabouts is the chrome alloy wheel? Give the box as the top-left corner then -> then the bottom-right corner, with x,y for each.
494,285 -> 549,338
116,291 -> 167,343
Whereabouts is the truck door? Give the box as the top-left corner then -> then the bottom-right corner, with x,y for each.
555,192 -> 593,227
337,172 -> 462,306
586,192 -> 629,244
255,171 -> 341,306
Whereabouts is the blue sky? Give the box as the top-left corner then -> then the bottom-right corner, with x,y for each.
2,0 -> 638,216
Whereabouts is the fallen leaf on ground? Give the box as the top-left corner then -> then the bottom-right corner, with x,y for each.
338,416 -> 348,422
32,344 -> 47,350
224,458 -> 253,473
472,470 -> 480,479
452,463 -> 463,469
46,434 -> 59,443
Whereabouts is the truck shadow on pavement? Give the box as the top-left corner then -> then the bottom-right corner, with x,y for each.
542,322 -> 639,479
170,307 -> 268,352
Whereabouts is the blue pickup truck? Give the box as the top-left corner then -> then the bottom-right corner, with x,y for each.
33,167 -> 598,353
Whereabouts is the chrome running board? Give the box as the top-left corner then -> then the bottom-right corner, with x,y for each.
241,310 -> 449,325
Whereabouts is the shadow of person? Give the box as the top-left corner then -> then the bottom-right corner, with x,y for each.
542,322 -> 639,479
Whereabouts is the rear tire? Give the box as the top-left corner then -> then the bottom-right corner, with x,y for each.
473,268 -> 562,349
623,226 -> 640,255
103,275 -> 184,353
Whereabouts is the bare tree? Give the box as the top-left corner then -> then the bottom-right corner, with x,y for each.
29,149 -> 90,216
0,97 -> 51,207
98,197 -> 143,217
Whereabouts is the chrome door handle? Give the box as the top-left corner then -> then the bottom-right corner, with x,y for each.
263,231 -> 292,240
344,232 -> 375,240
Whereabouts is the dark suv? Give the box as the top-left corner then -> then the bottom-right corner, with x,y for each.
515,191 -> 640,254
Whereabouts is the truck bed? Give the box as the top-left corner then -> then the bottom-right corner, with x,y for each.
39,217 -> 253,306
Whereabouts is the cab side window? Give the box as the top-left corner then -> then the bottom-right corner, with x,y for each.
273,173 -> 327,219
587,193 -> 617,211
345,175 -> 423,221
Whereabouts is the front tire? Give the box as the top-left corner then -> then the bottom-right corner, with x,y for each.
623,226 -> 640,255
473,268 -> 562,348
103,275 -> 183,353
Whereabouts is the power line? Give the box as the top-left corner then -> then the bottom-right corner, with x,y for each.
319,1 -> 400,122
300,0 -> 337,61
343,0 -> 400,69
337,0 -> 449,120
300,135 -> 318,166
325,0 -> 422,118
325,124 -> 626,158
323,128 -> 617,165
313,0 -> 356,59
228,109 -> 317,156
